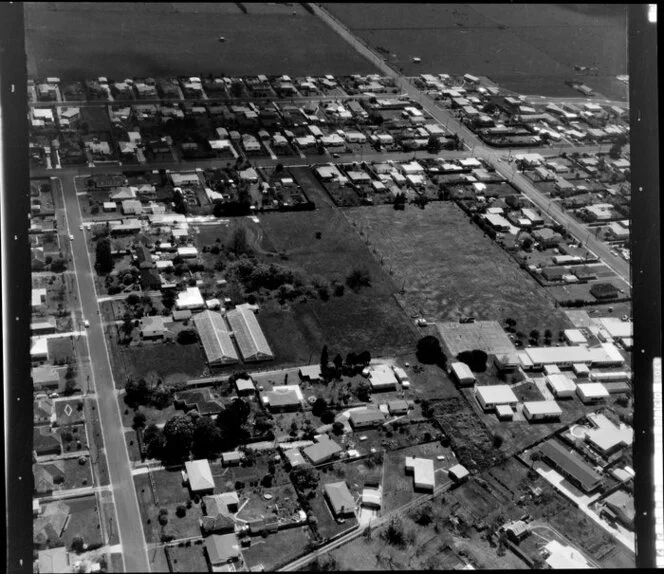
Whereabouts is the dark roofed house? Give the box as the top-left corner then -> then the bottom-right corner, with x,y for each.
590,283 -> 620,301
34,427 -> 61,456
541,267 -> 565,282
604,490 -> 634,530
135,244 -> 154,269
34,396 -> 55,425
174,388 -> 223,415
537,439 -> 602,493
387,399 -> 409,415
33,461 -> 65,494
324,481 -> 356,518
302,435 -> 343,465
349,408 -> 385,429
532,227 -> 563,248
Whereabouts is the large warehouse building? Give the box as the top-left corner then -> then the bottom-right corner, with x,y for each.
522,343 -> 624,369
226,306 -> 274,362
193,310 -> 239,366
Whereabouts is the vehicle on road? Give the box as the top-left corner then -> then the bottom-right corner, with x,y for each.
49,392 -> 59,399
79,224 -> 83,231
84,319 -> 90,328
416,318 -> 428,326
69,234 -> 74,240
332,153 -> 340,158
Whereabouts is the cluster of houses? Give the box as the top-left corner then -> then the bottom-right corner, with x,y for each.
414,73 -> 629,148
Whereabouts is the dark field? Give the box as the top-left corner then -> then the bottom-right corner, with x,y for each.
256,210 -> 418,359
25,2 -> 377,79
346,203 -> 573,336
324,3 -> 627,100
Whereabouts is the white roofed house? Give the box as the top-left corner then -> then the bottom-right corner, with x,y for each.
576,383 -> 610,404
176,286 -> 206,311
299,365 -> 322,382
226,306 -> 274,362
450,362 -> 476,386
546,373 -> 577,398
193,310 -> 239,366
185,459 -> 215,494
405,457 -> 435,492
522,401 -> 563,422
369,364 -> 398,391
474,385 -> 518,411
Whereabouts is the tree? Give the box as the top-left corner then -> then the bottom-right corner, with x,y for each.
416,336 -> 447,368
163,415 -> 195,460
382,517 -> 406,546
50,258 -> 68,273
346,268 -> 371,291
456,349 -> 488,373
357,350 -> 371,366
332,421 -> 345,435
64,378 -> 78,396
493,432 -> 504,448
356,380 -> 371,402
95,238 -> 114,275
544,329 -> 553,343
290,465 -> 319,492
143,424 -> 167,459
320,345 -> 329,373
254,411 -> 274,435
71,535 -> 86,553
133,412 -> 147,429
192,416 -> 222,458
175,505 -> 186,518
124,378 -> 150,408
289,421 -> 299,437
410,504 -> 433,526
127,293 -> 140,306
177,329 -> 198,345
393,192 -> 407,210
320,410 -> 335,425
231,227 -> 249,256
332,354 -> 343,373
505,317 -> 517,331
529,329 -> 540,343
312,398 -> 328,417
427,135 -> 442,154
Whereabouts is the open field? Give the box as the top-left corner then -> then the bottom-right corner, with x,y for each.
134,469 -> 204,543
165,542 -> 208,573
25,2 -> 377,79
347,203 -> 572,336
107,331 -> 208,388
243,526 -> 312,570
254,210 -> 418,360
324,3 -> 627,100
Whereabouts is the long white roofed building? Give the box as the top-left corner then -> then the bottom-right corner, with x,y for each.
193,310 -> 239,366
226,306 -> 274,362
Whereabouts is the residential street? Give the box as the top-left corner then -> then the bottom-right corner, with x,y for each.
55,173 -> 150,572
313,3 -> 630,285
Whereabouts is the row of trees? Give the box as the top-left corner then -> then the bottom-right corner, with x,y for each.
140,397 -> 272,462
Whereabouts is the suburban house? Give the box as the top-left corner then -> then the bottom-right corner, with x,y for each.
405,457 -> 435,492
302,434 -> 343,465
184,459 -> 215,495
139,316 -> 169,339
349,408 -> 385,429
323,481 -> 356,518
522,401 -> 563,422
474,385 -> 518,411
205,533 -> 241,567
262,385 -> 303,413
536,439 -> 602,493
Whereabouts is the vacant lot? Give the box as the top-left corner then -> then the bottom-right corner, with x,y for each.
134,469 -> 204,543
347,203 -> 572,336
165,543 -> 208,573
254,210 -> 417,360
243,525 -> 312,570
324,3 -> 627,99
108,332 -> 208,388
25,3 -> 377,79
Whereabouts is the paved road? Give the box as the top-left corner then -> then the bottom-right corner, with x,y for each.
55,173 -> 150,572
313,3 -> 630,285
279,479 -> 453,571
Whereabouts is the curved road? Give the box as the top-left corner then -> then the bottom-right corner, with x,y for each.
55,173 -> 150,572
312,3 -> 630,285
